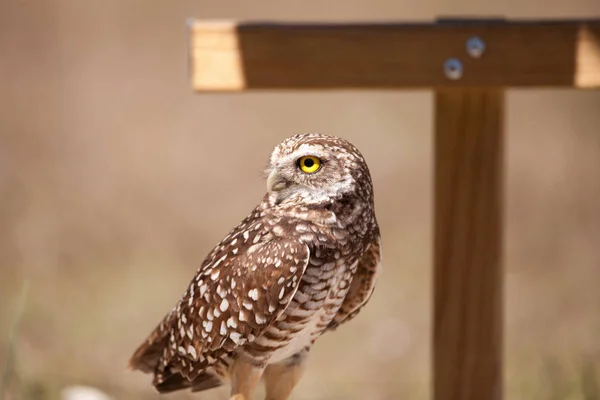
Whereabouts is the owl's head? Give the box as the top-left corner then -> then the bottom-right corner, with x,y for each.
265,133 -> 373,206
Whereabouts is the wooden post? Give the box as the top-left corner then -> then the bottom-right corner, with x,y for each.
433,89 -> 504,400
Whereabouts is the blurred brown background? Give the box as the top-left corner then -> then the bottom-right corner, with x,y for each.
1,1 -> 600,399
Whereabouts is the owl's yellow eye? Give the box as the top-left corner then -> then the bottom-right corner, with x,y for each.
298,156 -> 321,173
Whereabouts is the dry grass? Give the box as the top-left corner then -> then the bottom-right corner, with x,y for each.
1,282 -> 29,400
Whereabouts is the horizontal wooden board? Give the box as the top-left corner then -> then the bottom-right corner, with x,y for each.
188,19 -> 600,91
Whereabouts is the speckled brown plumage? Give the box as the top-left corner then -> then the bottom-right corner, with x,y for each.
129,133 -> 382,400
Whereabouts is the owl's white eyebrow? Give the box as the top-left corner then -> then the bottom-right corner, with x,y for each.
285,149 -> 328,163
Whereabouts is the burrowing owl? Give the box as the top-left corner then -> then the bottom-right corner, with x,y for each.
129,133 -> 382,400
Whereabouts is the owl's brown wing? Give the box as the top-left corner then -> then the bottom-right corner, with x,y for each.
129,222 -> 310,391
327,233 -> 382,331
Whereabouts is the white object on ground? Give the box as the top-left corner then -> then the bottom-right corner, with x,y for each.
60,385 -> 114,400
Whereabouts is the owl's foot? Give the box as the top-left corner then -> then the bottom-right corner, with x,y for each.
229,357 -> 264,400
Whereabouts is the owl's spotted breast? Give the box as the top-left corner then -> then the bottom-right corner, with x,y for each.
243,223 -> 363,365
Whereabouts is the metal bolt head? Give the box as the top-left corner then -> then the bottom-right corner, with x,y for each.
443,58 -> 463,80
466,36 -> 485,58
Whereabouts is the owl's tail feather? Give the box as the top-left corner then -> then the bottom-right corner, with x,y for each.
129,311 -> 223,394
130,335 -> 223,394
128,335 -> 167,373
154,369 -> 223,393
128,311 -> 175,373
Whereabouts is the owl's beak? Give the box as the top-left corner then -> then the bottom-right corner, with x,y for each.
267,170 -> 288,193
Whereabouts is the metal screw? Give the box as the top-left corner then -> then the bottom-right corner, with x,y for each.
466,36 -> 485,58
443,58 -> 463,80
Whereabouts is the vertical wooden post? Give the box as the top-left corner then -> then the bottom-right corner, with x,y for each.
433,89 -> 504,400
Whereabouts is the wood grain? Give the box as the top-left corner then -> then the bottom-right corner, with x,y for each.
433,89 -> 504,400
189,19 -> 600,90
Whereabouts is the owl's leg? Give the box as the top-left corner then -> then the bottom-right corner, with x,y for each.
263,347 -> 310,400
229,356 -> 265,400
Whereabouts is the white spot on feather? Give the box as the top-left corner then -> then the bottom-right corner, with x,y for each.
230,332 -> 242,344
255,313 -> 267,324
248,288 -> 259,301
213,254 -> 227,268
227,316 -> 238,328
220,298 -> 229,312
188,346 -> 197,360
198,283 -> 208,296
211,269 -> 220,280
